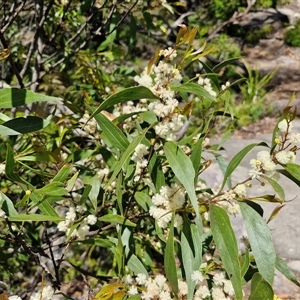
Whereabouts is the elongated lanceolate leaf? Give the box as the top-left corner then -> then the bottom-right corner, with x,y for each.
181,219 -> 202,300
171,82 -> 216,102
0,192 -> 18,216
240,202 -> 276,285
164,142 -> 198,218
0,88 -> 62,108
89,86 -> 159,119
99,215 -> 136,227
164,215 -> 178,295
220,142 -> 268,191
8,214 -> 63,222
106,127 -> 149,188
249,273 -> 274,300
262,175 -> 285,201
0,116 -> 52,135
275,256 -> 300,287
210,205 -> 243,300
127,254 -> 148,276
285,163 -> 300,182
92,110 -> 129,152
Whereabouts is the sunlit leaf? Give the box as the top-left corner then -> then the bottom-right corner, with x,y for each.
128,254 -> 148,276
99,215 -> 136,227
210,205 -> 243,299
106,127 -> 149,187
88,86 -> 159,121
0,191 -> 18,216
240,202 -> 276,284
0,88 -> 62,108
8,214 -> 63,222
220,143 -> 268,191
93,110 -> 129,152
0,48 -> 11,61
262,175 -> 285,201
94,284 -> 125,300
35,181 -> 66,196
171,82 -> 216,102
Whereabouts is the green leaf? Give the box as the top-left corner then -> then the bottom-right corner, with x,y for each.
106,127 -> 149,187
52,164 -> 73,183
0,88 -> 62,108
164,214 -> 178,295
83,175 -> 101,212
148,152 -> 165,191
66,171 -> 79,192
240,248 -> 250,278
87,106 -> 129,153
134,192 -> 152,211
5,143 -> 29,186
262,175 -> 285,201
35,181 -> 66,196
249,273 -> 274,300
240,202 -> 276,284
0,116 -> 51,135
212,57 -> 240,73
29,191 -> 59,218
99,214 -> 136,227
181,219 -> 202,300
190,134 -> 204,174
8,214 -> 63,222
220,143 -> 268,191
215,153 -> 231,189
285,163 -> 300,182
89,86 -> 159,119
171,82 -> 216,102
210,205 -> 243,299
164,141 -> 203,241
277,168 -> 300,187
164,142 -> 198,217
78,238 -> 114,248
128,254 -> 148,276
275,256 -> 300,287
0,192 -> 18,216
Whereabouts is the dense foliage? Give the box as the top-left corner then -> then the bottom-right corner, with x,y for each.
0,1 -> 299,300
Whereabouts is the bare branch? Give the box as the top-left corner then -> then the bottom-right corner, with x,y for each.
0,32 -> 24,88
0,1 -> 27,34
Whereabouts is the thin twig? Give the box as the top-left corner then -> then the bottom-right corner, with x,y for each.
1,1 -> 27,34
0,32 -> 24,88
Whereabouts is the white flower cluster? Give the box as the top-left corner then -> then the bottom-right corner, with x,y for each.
249,119 -> 300,180
131,144 -> 149,180
0,208 -> 6,218
134,49 -> 186,141
198,76 -> 217,97
211,184 -> 246,216
79,112 -> 100,138
120,271 -> 235,299
0,163 -> 5,174
149,183 -> 185,228
57,204 -> 97,239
